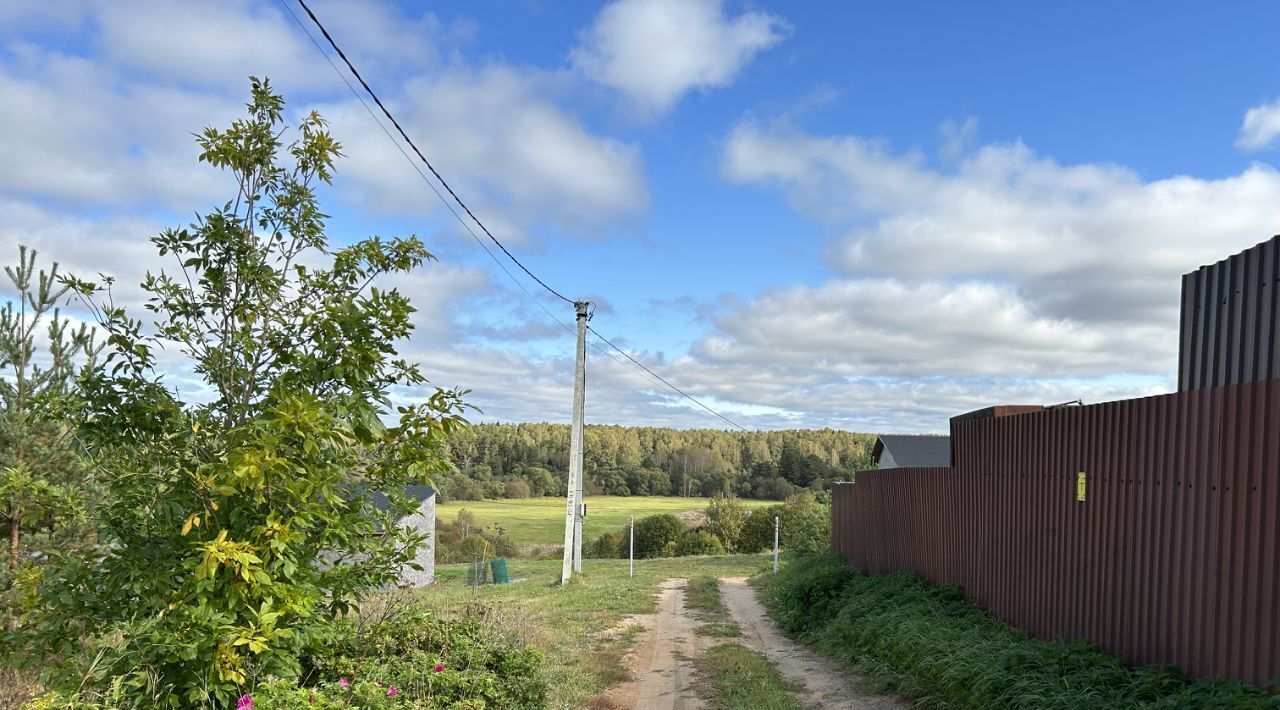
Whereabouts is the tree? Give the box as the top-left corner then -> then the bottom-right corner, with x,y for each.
778,491 -> 831,553
632,513 -> 684,559
29,79 -> 468,706
0,246 -> 99,629
703,496 -> 748,553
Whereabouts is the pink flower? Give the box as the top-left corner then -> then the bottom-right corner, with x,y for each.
387,685 -> 399,696
236,695 -> 254,710
433,664 -> 445,672
338,678 -> 349,687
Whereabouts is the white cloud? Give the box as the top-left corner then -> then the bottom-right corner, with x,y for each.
1237,98 -> 1280,151
327,65 -> 648,236
572,0 -> 788,116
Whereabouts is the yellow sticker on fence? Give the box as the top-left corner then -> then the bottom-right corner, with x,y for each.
1076,472 -> 1087,502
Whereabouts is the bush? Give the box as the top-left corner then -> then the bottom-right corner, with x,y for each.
703,497 -> 748,552
777,491 -> 830,553
761,554 -> 1276,708
674,530 -> 726,557
739,506 -> 781,554
586,530 -> 625,559
503,479 -> 532,499
632,513 -> 685,559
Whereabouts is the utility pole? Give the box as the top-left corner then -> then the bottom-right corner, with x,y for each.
561,301 -> 590,585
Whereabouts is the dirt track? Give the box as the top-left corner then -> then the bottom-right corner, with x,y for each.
591,578 -> 708,710
592,577 -> 903,710
720,577 -> 905,709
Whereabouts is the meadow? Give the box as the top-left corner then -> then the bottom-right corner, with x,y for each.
437,495 -> 775,546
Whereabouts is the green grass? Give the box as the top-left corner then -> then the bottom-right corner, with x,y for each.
685,575 -> 741,637
421,553 -> 777,710
437,495 -> 774,546
760,553 -> 1280,709
696,643 -> 804,710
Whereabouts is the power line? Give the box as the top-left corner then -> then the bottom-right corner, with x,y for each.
294,0 -> 574,306
285,0 -> 750,432
589,326 -> 748,431
279,0 -> 577,340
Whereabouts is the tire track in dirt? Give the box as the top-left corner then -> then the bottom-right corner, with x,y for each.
588,578 -> 709,710
719,576 -> 905,710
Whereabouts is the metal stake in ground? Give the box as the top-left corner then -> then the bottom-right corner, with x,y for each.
629,514 -> 634,578
560,300 -> 590,585
773,516 -> 780,574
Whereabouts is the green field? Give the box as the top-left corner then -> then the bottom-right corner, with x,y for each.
437,495 -> 774,546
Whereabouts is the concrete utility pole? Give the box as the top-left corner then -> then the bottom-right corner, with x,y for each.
561,301 -> 590,585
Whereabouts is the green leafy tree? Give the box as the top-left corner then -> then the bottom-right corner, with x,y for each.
29,79 -> 467,707
632,513 -> 684,559
0,246 -> 99,630
778,491 -> 831,554
703,496 -> 748,553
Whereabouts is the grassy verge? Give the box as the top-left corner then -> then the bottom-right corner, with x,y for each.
436,496 -> 774,545
696,643 -> 804,710
685,575 -> 741,637
759,553 -> 1279,709
421,554 -> 774,709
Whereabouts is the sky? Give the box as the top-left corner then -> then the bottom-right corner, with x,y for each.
3,0 -> 1280,434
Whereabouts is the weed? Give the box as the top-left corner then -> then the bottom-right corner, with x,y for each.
695,643 -> 804,710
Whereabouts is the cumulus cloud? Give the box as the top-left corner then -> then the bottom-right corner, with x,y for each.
1237,98 -> 1280,151
326,65 -> 648,235
572,0 -> 788,115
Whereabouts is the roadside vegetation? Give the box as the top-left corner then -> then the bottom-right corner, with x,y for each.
3,81 -> 536,709
685,576 -> 740,637
762,553 -> 1280,709
696,644 -> 804,710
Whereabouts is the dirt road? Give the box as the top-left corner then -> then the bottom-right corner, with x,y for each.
590,578 -> 709,710
719,577 -> 905,709
592,577 -> 903,710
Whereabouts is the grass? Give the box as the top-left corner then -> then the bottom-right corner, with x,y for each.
760,553 -> 1280,709
685,575 -> 741,637
420,553 -> 776,709
696,644 -> 804,710
437,495 -> 774,546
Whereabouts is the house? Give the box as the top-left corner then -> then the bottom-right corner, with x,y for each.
871,434 -> 951,469
368,484 -> 436,587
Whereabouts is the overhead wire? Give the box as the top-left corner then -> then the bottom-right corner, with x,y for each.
285,0 -> 751,432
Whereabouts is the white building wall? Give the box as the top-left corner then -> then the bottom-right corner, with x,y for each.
397,493 -> 436,586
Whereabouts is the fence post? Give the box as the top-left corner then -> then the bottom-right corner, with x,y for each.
629,515 -> 634,578
773,516 -> 780,574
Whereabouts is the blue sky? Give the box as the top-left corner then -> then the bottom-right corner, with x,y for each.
3,0 -> 1280,432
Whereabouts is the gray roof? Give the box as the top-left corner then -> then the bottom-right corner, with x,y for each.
873,434 -> 951,469
368,484 -> 436,515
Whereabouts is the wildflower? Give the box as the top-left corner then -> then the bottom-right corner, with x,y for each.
375,679 -> 382,686
433,664 -> 445,672
387,685 -> 399,696
338,678 -> 349,687
236,695 -> 254,710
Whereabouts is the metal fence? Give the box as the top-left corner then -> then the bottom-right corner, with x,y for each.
832,377 -> 1280,686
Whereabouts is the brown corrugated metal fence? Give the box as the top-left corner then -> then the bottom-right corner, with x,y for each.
832,378 -> 1280,686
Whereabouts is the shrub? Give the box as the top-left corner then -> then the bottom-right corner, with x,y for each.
586,530 -> 625,559
632,513 -> 684,559
762,554 -> 1277,708
739,506 -> 782,554
674,530 -> 725,557
26,80 -> 467,707
503,479 -> 532,499
703,497 -> 748,552
777,491 -> 830,553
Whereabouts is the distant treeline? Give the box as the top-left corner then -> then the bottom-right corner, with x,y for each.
438,423 -> 875,501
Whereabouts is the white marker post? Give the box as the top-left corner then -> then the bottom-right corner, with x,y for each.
629,515 -> 635,578
773,516 -> 780,574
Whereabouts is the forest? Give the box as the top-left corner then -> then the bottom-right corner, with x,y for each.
438,422 -> 876,501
